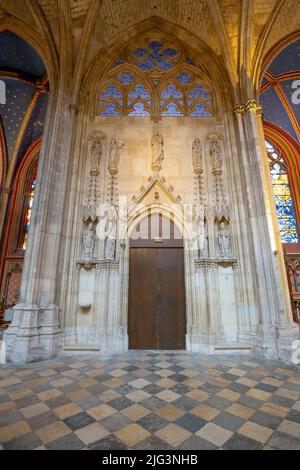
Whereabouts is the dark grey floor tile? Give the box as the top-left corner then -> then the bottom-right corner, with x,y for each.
89,434 -> 127,450
134,435 -> 174,450
237,395 -> 262,409
46,433 -> 85,450
270,395 -> 295,408
173,396 -> 199,411
179,435 -> 217,450
223,433 -> 263,450
286,409 -> 300,424
100,413 -> 131,432
139,397 -> 165,411
3,432 -> 42,450
250,411 -> 282,429
28,411 -> 61,430
204,396 -> 231,411
255,383 -> 278,393
14,395 -> 40,408
137,413 -> 168,433
268,432 -> 300,450
175,413 -> 207,433
0,410 -> 23,427
213,412 -> 244,432
64,411 -> 95,431
108,397 -> 133,411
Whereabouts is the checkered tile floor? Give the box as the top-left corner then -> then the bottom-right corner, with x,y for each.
1,351 -> 300,450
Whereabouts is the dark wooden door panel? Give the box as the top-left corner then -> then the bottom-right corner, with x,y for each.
157,248 -> 186,349
128,246 -> 186,350
128,248 -> 158,349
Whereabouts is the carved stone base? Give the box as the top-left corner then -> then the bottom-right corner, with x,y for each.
254,323 -> 300,363
4,304 -> 63,363
186,333 -> 219,353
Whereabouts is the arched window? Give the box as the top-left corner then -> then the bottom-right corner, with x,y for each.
266,140 -> 299,243
21,174 -> 36,250
97,37 -> 213,120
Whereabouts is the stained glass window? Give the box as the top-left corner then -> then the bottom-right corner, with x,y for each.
266,140 -> 299,243
97,37 -> 213,118
23,177 -> 36,250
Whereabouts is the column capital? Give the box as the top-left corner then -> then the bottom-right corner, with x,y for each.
233,99 -> 263,117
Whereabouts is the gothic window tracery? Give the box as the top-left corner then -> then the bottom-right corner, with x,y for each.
22,175 -> 36,250
266,140 -> 299,243
97,37 -> 213,119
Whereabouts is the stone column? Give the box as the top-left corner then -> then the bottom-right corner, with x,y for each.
4,85 -> 77,362
234,100 -> 299,360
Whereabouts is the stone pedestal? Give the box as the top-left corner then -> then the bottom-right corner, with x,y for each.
254,323 -> 300,362
4,304 -> 63,363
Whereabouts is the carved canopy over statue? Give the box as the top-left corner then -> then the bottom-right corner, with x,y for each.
108,138 -> 124,176
151,132 -> 164,173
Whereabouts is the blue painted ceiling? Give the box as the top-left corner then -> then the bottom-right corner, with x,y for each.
0,30 -> 48,169
261,39 -> 300,145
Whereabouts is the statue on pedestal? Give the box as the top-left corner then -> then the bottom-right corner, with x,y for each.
108,138 -> 123,176
192,138 -> 203,175
104,206 -> 117,260
90,136 -> 102,175
218,222 -> 230,258
83,223 -> 95,259
151,132 -> 164,173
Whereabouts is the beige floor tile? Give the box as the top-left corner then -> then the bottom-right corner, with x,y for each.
115,423 -> 150,447
260,402 -> 289,418
156,404 -> 185,421
227,368 -> 247,377
236,377 -> 258,387
246,389 -> 271,401
238,422 -> 273,443
0,377 -> 22,388
186,389 -> 209,402
226,403 -> 255,419
217,389 -> 240,402
0,420 -> 31,443
156,378 -> 176,388
53,403 -> 83,419
21,402 -> 50,419
50,378 -> 73,387
25,378 -> 46,387
67,389 -> 92,401
156,424 -> 191,447
121,404 -> 150,421
191,404 -> 220,421
196,423 -> 233,447
0,401 -> 17,413
37,389 -> 63,401
101,390 -> 121,402
87,404 -> 117,420
156,390 -> 181,403
35,421 -> 70,444
126,390 -> 151,402
183,379 -> 205,388
9,390 -> 33,401
110,369 -> 128,377
275,388 -> 299,401
75,422 -> 109,445
292,401 -> 300,412
76,378 -> 99,388
38,369 -> 57,377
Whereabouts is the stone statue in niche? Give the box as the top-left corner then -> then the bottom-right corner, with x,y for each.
83,223 -> 95,259
192,138 -> 203,174
151,132 -> 164,173
210,136 -> 222,172
90,136 -> 102,175
199,223 -> 209,258
218,222 -> 230,258
108,138 -> 123,176
104,206 -> 117,260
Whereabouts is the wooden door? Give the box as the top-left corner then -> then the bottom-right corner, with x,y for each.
128,215 -> 186,349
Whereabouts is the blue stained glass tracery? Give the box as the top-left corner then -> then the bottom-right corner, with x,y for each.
161,84 -> 183,99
